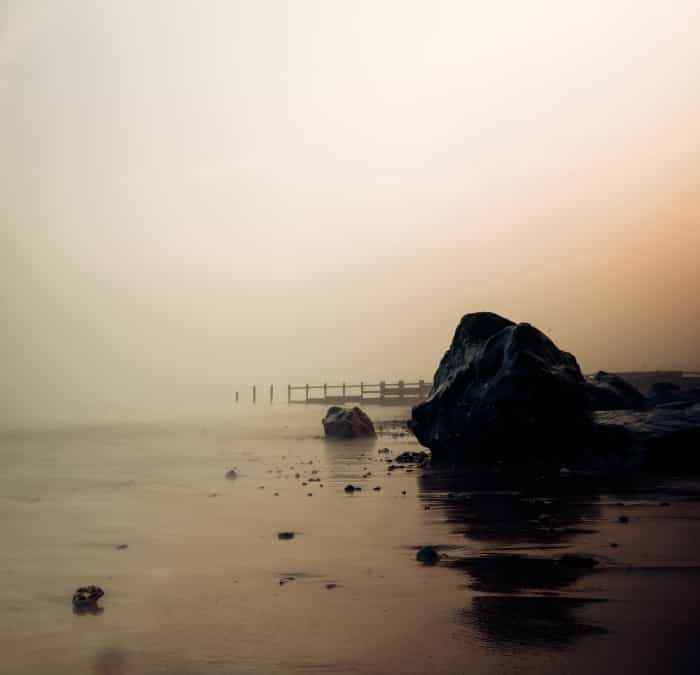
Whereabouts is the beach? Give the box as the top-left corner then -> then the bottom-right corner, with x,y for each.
2,405 -> 700,675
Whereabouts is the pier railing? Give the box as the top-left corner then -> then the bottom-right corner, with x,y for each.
286,380 -> 430,405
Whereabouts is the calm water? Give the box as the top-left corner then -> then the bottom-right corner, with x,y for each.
2,405 -> 700,675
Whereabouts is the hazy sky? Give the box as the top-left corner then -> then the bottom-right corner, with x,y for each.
2,0 -> 699,425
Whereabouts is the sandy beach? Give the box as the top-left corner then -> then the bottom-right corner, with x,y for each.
2,405 -> 699,675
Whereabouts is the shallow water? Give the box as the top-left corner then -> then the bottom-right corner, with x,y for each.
2,405 -> 700,675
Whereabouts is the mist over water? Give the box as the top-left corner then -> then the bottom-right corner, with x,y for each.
3,1 -> 700,428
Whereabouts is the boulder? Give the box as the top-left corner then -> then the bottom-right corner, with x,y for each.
592,404 -> 700,471
323,406 -> 376,439
410,312 -> 589,463
584,371 -> 646,410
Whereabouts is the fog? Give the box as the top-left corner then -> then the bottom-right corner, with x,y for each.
2,0 -> 699,427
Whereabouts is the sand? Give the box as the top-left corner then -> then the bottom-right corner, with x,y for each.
1,405 -> 699,675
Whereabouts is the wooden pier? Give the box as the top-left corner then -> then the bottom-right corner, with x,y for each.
287,380 -> 430,405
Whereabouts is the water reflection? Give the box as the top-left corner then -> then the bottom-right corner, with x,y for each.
467,595 -> 607,647
73,604 -> 105,616
418,465 -> 609,648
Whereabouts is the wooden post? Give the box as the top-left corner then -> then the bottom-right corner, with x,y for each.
253,385 -> 256,404
342,382 -> 346,399
360,382 -> 364,400
398,380 -> 404,399
418,380 -> 425,398
380,381 -> 386,402
235,391 -> 239,404
287,384 -> 291,404
270,384 -> 274,404
323,383 -> 327,399
305,384 -> 309,402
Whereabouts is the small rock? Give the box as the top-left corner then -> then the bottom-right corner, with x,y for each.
277,532 -> 295,540
72,585 -> 104,608
373,486 -> 381,491
344,484 -> 358,493
325,583 -> 338,590
618,515 -> 630,523
225,469 -> 238,479
416,546 -> 440,565
115,544 -> 128,550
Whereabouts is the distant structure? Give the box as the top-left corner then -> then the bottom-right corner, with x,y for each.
235,371 -> 700,405
286,380 -> 430,405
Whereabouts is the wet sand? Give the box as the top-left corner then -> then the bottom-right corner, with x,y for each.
2,406 -> 700,675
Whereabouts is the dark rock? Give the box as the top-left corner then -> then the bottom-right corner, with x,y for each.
410,312 -> 589,463
322,406 -> 376,439
277,532 -> 295,540
115,544 -> 128,550
378,447 -> 390,454
325,583 -> 338,590
584,371 -> 646,410
225,469 -> 238,479
592,405 -> 700,471
72,585 -> 104,608
618,515 -> 629,523
416,545 -> 440,565
647,382 -> 700,409
344,484 -> 359,493
647,382 -> 682,406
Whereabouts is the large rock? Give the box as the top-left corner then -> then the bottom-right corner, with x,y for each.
323,406 -> 376,439
410,312 -> 589,463
584,371 -> 646,410
592,405 -> 700,471
646,382 -> 700,409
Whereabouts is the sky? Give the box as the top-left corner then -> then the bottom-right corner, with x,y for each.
2,0 -> 699,426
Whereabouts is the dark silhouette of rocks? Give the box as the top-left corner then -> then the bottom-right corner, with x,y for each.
593,405 -> 700,471
585,371 -> 646,410
322,406 -> 376,439
647,382 -> 700,409
410,312 -> 589,463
